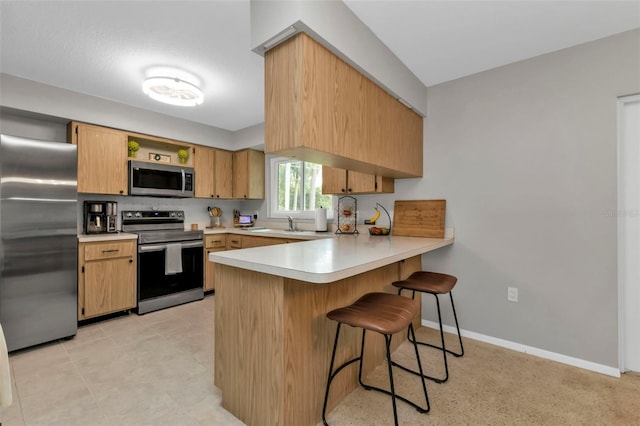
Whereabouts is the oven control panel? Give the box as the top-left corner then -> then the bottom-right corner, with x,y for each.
122,210 -> 184,222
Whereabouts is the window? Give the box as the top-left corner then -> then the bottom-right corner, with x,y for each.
269,157 -> 332,219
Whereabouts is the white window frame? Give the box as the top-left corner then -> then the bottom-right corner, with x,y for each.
268,156 -> 333,220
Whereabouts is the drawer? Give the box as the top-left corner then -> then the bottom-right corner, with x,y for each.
83,241 -> 136,261
205,234 -> 226,249
227,236 -> 242,249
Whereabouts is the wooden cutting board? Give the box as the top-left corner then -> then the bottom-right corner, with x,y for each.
392,200 -> 446,238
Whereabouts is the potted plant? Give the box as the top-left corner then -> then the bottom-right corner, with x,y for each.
128,140 -> 140,158
177,148 -> 189,164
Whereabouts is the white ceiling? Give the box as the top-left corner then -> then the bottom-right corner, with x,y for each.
1,1 -> 638,132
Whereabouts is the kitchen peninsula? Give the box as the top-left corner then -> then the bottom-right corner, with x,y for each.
210,234 -> 453,426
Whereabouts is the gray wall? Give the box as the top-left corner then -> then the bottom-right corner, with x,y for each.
400,29 -> 639,368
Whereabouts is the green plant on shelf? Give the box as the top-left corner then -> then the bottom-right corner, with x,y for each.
127,140 -> 139,158
177,148 -> 189,164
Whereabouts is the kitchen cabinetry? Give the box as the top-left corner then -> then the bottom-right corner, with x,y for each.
78,240 -> 136,320
195,147 -> 234,199
214,149 -> 233,199
194,146 -> 215,199
226,235 -> 242,250
265,33 -> 423,179
232,149 -> 265,199
69,122 -> 128,195
322,166 -> 394,195
240,235 -> 293,248
204,235 -> 227,291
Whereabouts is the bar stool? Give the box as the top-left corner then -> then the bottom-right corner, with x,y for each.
392,271 -> 464,384
322,292 -> 430,426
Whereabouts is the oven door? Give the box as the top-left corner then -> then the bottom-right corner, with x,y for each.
137,240 -> 203,314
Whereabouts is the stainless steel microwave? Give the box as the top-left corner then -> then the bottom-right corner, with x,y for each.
128,160 -> 195,198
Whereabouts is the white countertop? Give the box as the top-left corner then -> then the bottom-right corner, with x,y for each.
77,233 -> 138,243
203,227 -> 332,240
209,234 -> 453,284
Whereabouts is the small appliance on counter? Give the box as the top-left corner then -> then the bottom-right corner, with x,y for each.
234,214 -> 254,228
84,201 -> 118,234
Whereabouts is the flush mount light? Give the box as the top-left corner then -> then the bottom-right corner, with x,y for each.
142,77 -> 204,107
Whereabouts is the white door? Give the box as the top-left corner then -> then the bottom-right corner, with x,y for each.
618,94 -> 640,372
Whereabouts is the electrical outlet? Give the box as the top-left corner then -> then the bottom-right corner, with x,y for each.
507,287 -> 518,302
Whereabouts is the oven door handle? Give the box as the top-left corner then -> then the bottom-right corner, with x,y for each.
138,241 -> 203,253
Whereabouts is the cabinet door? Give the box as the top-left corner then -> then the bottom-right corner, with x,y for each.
346,170 -> 377,194
322,166 -> 394,194
74,123 -> 128,195
214,149 -> 233,199
233,150 -> 265,199
205,247 -> 227,291
241,236 -> 288,248
195,146 -> 215,198
83,256 -> 136,318
322,166 -> 348,194
232,150 -> 249,199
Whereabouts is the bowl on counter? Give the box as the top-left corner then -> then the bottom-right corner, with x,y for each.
368,226 -> 390,236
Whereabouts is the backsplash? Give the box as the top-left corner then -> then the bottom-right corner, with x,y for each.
77,194 -> 261,233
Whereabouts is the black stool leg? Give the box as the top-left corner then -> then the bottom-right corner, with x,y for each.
322,323 -> 342,426
408,323 -> 430,414
358,330 -> 430,417
396,288 -> 464,383
448,291 -> 465,357
325,321 -> 430,425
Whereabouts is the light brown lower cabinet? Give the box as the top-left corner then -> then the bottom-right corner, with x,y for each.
78,240 -> 137,320
204,235 -> 227,291
205,234 -> 299,290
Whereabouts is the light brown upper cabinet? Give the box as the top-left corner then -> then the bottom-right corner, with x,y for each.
69,122 -> 128,195
321,166 -> 394,195
194,146 -> 215,198
195,147 -> 234,199
214,149 -> 233,199
233,149 -> 265,199
265,33 -> 423,179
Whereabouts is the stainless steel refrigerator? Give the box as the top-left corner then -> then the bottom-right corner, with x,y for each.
0,134 -> 78,352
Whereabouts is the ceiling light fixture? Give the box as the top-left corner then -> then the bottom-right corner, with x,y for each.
142,76 -> 204,107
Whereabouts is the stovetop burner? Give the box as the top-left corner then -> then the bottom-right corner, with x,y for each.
121,210 -> 202,243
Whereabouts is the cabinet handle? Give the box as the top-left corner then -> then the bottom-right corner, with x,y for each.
129,258 -> 133,263
214,240 -> 222,244
102,249 -> 120,253
341,188 -> 346,192
348,188 -> 352,192
216,195 -> 220,198
120,190 -> 124,194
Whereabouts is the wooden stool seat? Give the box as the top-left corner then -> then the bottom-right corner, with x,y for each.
322,292 -> 430,426
327,292 -> 419,335
392,271 -> 464,384
396,271 -> 457,295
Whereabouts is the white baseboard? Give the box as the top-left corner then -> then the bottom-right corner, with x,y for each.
421,320 -> 621,378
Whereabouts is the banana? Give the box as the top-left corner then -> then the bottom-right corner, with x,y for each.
368,208 -> 381,223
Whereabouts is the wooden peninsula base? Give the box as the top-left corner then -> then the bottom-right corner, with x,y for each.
214,256 -> 422,426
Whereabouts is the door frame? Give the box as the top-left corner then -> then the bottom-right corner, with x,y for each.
617,93 -> 640,372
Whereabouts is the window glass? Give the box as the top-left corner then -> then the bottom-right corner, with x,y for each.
270,157 -> 332,218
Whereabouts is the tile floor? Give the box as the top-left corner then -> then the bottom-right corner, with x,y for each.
3,295 -> 244,426
4,294 -> 639,426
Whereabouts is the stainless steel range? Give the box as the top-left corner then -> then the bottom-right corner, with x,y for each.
122,210 -> 203,314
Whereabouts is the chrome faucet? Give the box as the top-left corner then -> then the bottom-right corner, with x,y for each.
287,215 -> 295,231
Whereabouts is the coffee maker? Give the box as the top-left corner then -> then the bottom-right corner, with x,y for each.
84,201 -> 118,234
